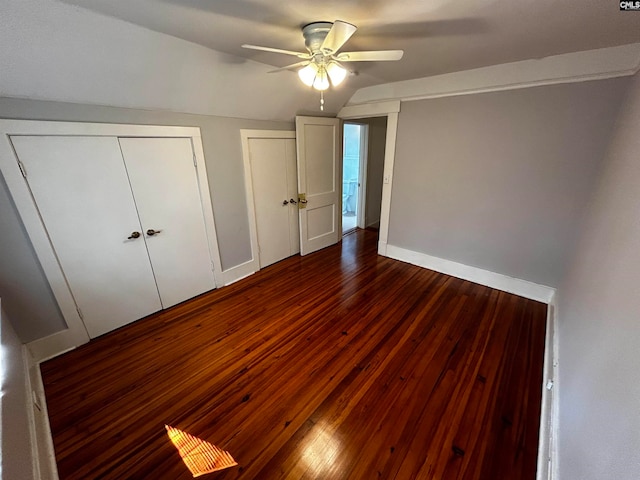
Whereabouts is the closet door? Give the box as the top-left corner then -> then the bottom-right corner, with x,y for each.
119,138 -> 215,308
10,136 -> 162,338
247,137 -> 300,268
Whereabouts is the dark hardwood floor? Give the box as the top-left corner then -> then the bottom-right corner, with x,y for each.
41,229 -> 547,480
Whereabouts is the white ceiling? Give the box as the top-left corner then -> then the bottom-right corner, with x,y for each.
60,0 -> 640,92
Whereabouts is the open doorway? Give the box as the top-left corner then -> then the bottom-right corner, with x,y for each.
342,123 -> 367,234
341,117 -> 388,236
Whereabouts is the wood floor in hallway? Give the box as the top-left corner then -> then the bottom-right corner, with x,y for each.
41,229 -> 547,480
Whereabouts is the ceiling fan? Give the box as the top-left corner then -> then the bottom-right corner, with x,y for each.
242,20 -> 404,94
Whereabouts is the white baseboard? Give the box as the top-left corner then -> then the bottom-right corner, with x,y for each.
385,244 -> 556,303
26,324 -> 87,365
377,240 -> 388,256
366,220 -> 380,229
23,347 -> 59,480
222,259 -> 256,286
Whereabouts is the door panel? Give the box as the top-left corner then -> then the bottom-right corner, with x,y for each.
11,136 -> 162,338
248,137 -> 299,268
250,138 -> 292,268
119,138 -> 215,308
305,124 -> 337,194
296,116 -> 342,255
307,204 -> 337,240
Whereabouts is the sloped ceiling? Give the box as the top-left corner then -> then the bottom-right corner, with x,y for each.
60,0 -> 640,86
1,0 -> 352,120
2,0 -> 639,121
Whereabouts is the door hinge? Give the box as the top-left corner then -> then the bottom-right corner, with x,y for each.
193,154 -> 198,168
211,261 -> 215,272
76,306 -> 84,320
17,160 -> 27,178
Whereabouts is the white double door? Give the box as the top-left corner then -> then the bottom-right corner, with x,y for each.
244,117 -> 341,269
11,136 -> 215,338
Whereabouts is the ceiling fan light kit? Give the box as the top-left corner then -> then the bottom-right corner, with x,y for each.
326,62 -> 347,86
313,67 -> 330,91
242,20 -> 404,110
298,61 -> 347,90
298,62 -> 318,86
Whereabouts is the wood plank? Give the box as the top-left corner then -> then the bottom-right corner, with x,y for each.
41,229 -> 547,480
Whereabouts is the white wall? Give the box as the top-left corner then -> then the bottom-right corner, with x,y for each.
1,302 -> 36,480
556,71 -> 640,480
0,0 -> 352,121
388,78 -> 630,287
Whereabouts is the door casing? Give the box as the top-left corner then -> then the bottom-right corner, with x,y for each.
337,101 -> 401,255
343,121 -> 370,231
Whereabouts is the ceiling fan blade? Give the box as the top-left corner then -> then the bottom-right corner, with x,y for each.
321,20 -> 357,54
268,61 -> 310,73
242,44 -> 309,58
336,50 -> 404,62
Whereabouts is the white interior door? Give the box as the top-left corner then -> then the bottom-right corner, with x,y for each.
247,137 -> 299,268
295,116 -> 342,255
10,136 -> 162,338
119,137 -> 216,308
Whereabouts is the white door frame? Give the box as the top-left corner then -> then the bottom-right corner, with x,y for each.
338,100 -> 401,254
357,123 -> 369,230
0,120 -> 224,362
343,121 -> 370,231
240,129 -> 297,275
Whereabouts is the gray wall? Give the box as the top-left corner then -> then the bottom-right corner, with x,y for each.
388,78 -> 630,287
0,175 -> 67,340
0,97 -> 292,342
364,117 -> 387,228
556,71 -> 640,480
1,303 -> 36,480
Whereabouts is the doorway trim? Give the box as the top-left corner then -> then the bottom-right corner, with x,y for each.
240,129 -> 297,275
342,121 -> 369,233
356,124 -> 369,230
338,101 -> 400,255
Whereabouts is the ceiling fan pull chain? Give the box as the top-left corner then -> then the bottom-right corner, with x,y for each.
320,91 -> 324,111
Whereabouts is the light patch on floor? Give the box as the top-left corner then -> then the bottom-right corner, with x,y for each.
300,424 -> 341,477
165,425 -> 238,477
342,214 -> 357,233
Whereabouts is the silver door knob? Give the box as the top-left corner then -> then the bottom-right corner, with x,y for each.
146,229 -> 162,236
127,231 -> 141,239
282,200 -> 289,205
289,198 -> 297,204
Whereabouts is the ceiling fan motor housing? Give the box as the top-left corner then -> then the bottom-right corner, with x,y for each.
302,22 -> 333,54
